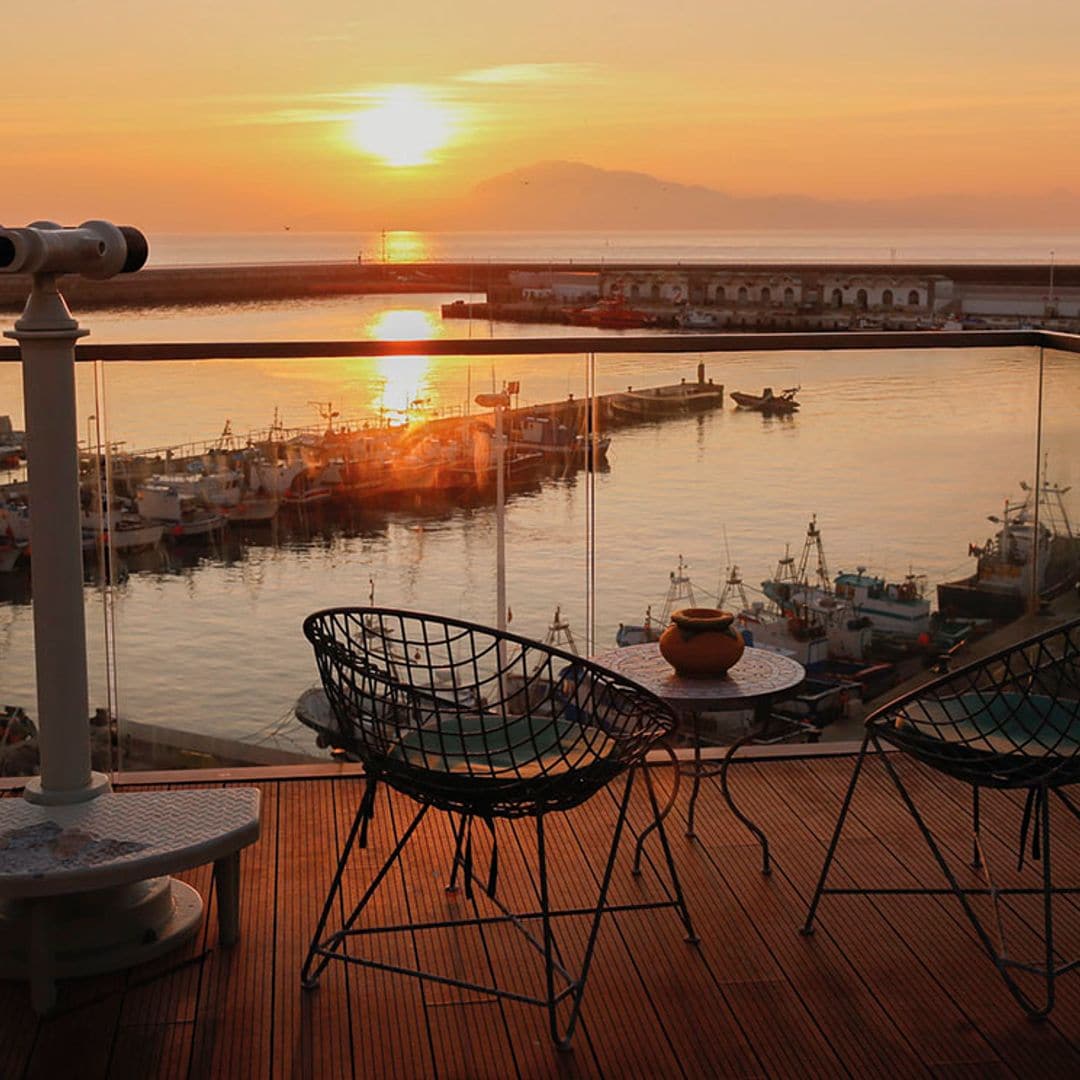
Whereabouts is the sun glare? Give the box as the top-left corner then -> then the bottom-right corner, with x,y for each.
348,88 -> 456,167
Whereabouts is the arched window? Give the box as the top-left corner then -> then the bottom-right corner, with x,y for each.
856,289 -> 868,310
737,286 -> 748,303
831,288 -> 843,308
650,283 -> 661,301
630,284 -> 640,300
761,286 -> 771,304
783,286 -> 795,304
882,289 -> 893,308
907,289 -> 920,306
715,285 -> 725,303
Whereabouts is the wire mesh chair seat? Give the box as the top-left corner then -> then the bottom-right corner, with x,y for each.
301,607 -> 697,1050
803,616 -> 1080,1018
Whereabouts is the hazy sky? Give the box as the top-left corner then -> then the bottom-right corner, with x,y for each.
6,1 -> 1080,229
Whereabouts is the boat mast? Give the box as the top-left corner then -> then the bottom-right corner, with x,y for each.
718,564 -> 750,612
659,554 -> 696,623
795,514 -> 831,593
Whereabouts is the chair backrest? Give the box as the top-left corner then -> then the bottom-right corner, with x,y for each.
868,617 -> 1080,787
303,607 -> 676,814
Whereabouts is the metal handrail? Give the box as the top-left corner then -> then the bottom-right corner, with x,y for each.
1,328 -> 1079,363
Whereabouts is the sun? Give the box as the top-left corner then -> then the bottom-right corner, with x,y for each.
348,88 -> 456,167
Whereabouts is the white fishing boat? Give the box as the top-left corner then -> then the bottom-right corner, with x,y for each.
135,480 -> 225,540
757,519 -> 873,660
833,569 -> 931,640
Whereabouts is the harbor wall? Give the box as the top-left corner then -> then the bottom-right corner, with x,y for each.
2,259 -> 1078,314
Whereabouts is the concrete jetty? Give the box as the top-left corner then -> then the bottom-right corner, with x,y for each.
3,258 -> 1076,315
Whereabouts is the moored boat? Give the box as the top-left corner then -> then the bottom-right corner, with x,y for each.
135,480 -> 226,540
608,380 -> 723,419
565,294 -> 655,329
730,387 -> 800,414
832,568 -> 931,641
936,476 -> 1079,620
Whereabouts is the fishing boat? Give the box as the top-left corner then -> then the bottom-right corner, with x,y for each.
135,480 -> 226,540
565,294 -> 655,329
730,387 -> 800,414
936,474 -> 1079,620
832,569 -> 932,641
608,379 -> 724,420
512,416 -> 611,465
755,520 -> 873,661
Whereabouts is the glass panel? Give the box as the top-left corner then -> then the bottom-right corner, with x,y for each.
593,344 -> 1052,745
1036,345 -> 1080,615
82,344 -> 597,770
4,327 -> 1077,777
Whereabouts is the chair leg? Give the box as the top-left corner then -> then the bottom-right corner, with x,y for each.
302,800 -> 429,989
551,768 -> 638,1051
971,785 -> 983,870
801,730 -> 872,935
446,812 -> 469,893
642,766 -> 698,944
876,754 -> 1060,1019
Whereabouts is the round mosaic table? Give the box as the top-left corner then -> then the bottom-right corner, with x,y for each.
592,643 -> 808,874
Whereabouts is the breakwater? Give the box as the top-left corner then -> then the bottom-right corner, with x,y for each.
2,259 -> 1076,313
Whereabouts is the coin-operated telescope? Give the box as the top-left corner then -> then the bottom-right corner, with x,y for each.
2,220 -> 148,808
0,220 -> 147,278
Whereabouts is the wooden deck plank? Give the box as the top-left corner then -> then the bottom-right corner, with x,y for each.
690,758 -> 963,1073
790,756 -> 1080,1076
584,776 -> 767,1078
528,796 -> 686,1076
186,781 -> 279,1079
6,759 -> 1080,1078
271,775 -> 353,1079
844,754 -> 1080,1051
392,798 -> 522,1080
330,777 -> 436,1080
561,777 -> 764,1080
681,760 -> 935,1077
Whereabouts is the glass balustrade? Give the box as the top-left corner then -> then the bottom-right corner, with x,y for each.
1,321 -> 1077,776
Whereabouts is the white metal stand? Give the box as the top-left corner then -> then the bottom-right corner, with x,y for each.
1,263 -> 259,1010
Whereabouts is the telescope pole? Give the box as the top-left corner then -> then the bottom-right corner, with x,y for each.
5,273 -> 110,804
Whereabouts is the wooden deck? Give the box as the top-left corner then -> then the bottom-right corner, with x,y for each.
4,752 -> 1080,1078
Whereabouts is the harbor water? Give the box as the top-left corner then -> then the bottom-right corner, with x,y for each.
1,286 -> 1078,760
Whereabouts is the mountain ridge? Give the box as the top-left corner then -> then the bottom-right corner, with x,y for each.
416,160 -> 1080,231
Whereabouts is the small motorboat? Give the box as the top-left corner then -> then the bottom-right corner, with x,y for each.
730,387 -> 800,414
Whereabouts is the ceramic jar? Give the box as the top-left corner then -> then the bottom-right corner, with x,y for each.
658,608 -> 745,678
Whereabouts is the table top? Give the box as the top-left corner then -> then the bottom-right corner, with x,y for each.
0,788 -> 261,898
591,643 -> 805,712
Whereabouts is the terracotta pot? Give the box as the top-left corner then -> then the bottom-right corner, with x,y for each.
658,608 -> 746,679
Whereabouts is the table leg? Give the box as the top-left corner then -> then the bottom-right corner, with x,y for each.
632,749 -> 682,876
720,703 -> 773,875
686,717 -> 704,840
215,851 -> 241,947
29,899 -> 56,1014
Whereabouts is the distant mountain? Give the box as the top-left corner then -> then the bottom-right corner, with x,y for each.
435,161 -> 1080,231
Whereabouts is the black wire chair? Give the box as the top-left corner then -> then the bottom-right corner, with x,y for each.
803,616 -> 1080,1018
300,607 -> 697,1050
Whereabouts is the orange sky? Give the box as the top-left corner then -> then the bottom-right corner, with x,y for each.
6,1 -> 1080,229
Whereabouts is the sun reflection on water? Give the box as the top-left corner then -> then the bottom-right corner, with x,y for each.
366,309 -> 441,418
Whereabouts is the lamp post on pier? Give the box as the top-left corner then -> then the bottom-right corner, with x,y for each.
475,390 -> 510,642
